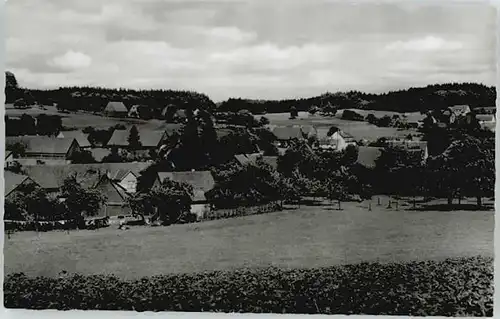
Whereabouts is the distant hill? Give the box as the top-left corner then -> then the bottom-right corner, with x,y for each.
217,83 -> 496,114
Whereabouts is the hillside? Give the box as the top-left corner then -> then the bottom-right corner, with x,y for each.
218,83 -> 496,114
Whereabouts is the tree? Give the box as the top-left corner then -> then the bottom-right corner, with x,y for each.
6,142 -> 26,158
128,125 -> 142,150
60,177 -> 106,221
326,172 -> 349,210
259,116 -> 270,126
290,106 -> 298,119
149,179 -> 194,225
68,149 -> 96,164
366,113 -> 377,124
308,105 -> 319,115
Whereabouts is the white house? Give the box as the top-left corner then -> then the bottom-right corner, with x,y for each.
317,127 -> 357,151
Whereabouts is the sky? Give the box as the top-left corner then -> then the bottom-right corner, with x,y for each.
5,0 -> 497,101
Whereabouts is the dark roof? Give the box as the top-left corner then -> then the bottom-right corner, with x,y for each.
4,171 -> 35,196
157,171 -> 215,201
23,163 -> 152,189
356,147 -> 382,168
104,101 -> 128,113
272,126 -> 304,140
107,128 -> 166,147
6,136 -> 78,155
58,130 -> 91,148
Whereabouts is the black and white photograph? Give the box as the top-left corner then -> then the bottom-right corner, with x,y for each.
2,0 -> 496,316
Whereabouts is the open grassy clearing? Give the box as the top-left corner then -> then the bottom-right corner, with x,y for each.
4,199 -> 493,279
5,104 -> 167,130
257,111 -> 420,140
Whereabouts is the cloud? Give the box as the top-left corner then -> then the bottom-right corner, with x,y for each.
5,0 -> 496,101
385,35 -> 464,52
48,51 -> 92,71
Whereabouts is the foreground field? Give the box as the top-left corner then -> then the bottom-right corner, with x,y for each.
4,201 -> 493,279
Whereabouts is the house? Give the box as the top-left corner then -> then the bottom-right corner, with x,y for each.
57,130 -> 91,148
22,162 -> 152,195
356,146 -> 382,168
94,174 -> 131,218
107,128 -> 168,149
157,171 -> 216,219
5,136 -> 81,165
476,114 -> 496,132
387,140 -> 429,161
449,105 -> 471,117
103,101 -> 128,118
293,125 -> 317,138
271,126 -> 305,147
4,171 -> 39,199
127,105 -> 141,118
5,151 -> 15,168
317,127 -> 357,151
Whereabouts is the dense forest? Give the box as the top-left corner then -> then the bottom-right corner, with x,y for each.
218,83 -> 496,114
5,71 -> 495,115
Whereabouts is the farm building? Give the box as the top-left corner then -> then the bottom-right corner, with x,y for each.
356,146 -> 382,168
317,127 -> 357,151
103,101 -> 128,118
107,128 -> 168,150
5,136 -> 81,165
387,140 -> 429,161
271,126 -> 305,148
157,171 -> 216,219
57,130 -> 91,148
476,114 -> 496,124
128,105 -> 152,119
449,105 -> 471,117
4,171 -> 39,200
22,162 -> 152,195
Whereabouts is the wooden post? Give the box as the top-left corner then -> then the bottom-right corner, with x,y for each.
377,197 -> 381,206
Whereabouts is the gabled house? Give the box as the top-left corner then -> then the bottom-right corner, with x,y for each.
4,171 -> 39,200
107,128 -> 168,150
6,136 -> 81,165
317,127 -> 357,151
5,151 -> 15,168
449,105 -> 471,117
57,130 -> 91,148
157,171 -> 216,219
476,114 -> 496,132
103,101 -> 128,118
94,174 -> 131,218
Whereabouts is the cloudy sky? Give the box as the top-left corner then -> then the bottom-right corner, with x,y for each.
6,0 -> 497,101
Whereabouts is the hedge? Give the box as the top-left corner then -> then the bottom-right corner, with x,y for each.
4,256 -> 493,316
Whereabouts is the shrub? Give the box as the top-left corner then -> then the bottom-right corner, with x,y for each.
4,256 -> 493,316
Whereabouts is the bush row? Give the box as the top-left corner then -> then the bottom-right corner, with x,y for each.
205,202 -> 282,221
5,217 -> 110,233
4,256 -> 493,316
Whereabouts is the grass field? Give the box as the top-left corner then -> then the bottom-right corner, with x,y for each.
5,104 -> 166,130
256,110 -> 422,141
4,199 -> 493,279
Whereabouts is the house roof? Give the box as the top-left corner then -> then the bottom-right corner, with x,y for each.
294,125 -> 316,136
6,136 -> 78,155
338,130 -> 355,141
449,105 -> 471,115
107,128 -> 166,147
22,163 -> 152,189
234,153 -> 261,166
4,171 -> 35,196
104,101 -> 128,113
90,148 -> 112,162
58,130 -> 91,148
272,126 -> 304,140
356,147 -> 382,168
262,156 -> 278,170
5,151 -> 13,159
157,171 -> 215,201
387,140 -> 428,152
476,114 -> 495,122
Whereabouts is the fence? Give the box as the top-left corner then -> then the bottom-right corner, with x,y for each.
203,202 -> 282,221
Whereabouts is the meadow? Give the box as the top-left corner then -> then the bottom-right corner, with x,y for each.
256,110 -> 423,141
4,198 -> 493,280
